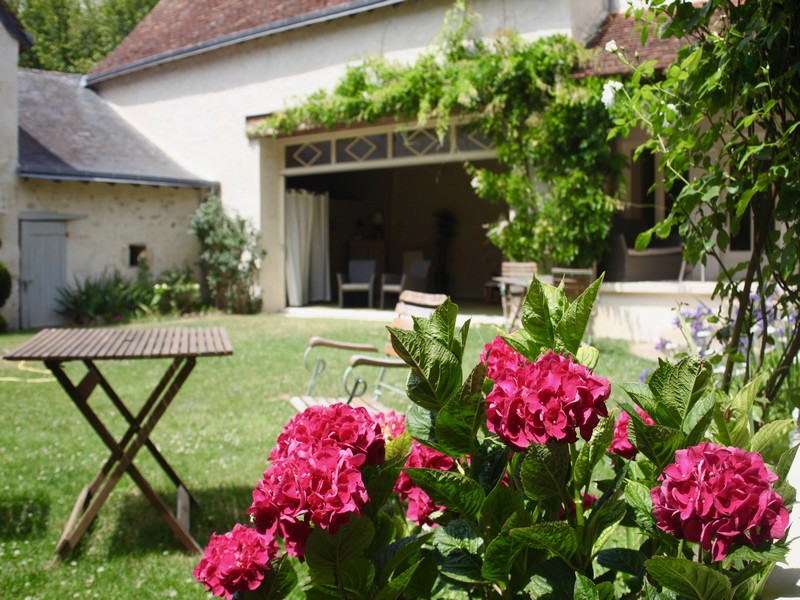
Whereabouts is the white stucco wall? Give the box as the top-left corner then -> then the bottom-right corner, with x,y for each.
0,180 -> 203,329
92,0 -> 584,310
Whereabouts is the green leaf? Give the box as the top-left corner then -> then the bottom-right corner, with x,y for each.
471,435 -> 511,493
511,521 -> 579,567
433,520 -> 485,583
713,377 -> 764,449
305,515 -> 374,571
251,554 -> 298,600
481,512 -> 527,581
596,547 -> 647,577
683,392 -> 715,447
750,419 -> 793,457
364,433 -> 413,519
525,557 -> 576,599
576,345 -> 600,370
520,442 -> 571,501
405,468 -> 485,520
519,278 -> 555,350
585,497 -> 627,558
723,544 -> 788,566
776,444 -> 799,482
435,362 -> 486,456
375,532 -> 433,586
573,573 -> 600,600
628,418 -> 684,472
645,557 -> 732,600
338,558 -> 375,598
557,275 -> 603,354
405,403 -> 446,453
373,560 -> 423,600
619,382 -> 660,423
647,355 -> 711,429
624,479 -> 656,531
574,415 -> 615,489
480,478 -> 526,537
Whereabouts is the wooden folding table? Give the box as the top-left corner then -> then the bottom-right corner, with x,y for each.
4,327 -> 233,557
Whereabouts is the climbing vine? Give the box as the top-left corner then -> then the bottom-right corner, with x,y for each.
253,2 -> 624,269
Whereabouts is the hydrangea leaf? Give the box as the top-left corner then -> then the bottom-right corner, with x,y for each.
645,557 -> 732,600
374,532 -> 434,587
253,554 -> 298,600
627,417 -> 684,473
623,479 -> 656,532
525,557 -> 577,599
574,415 -> 615,489
646,355 -> 711,429
683,393 -> 715,447
511,521 -> 579,568
305,515 -> 375,571
338,557 -> 375,598
576,344 -> 600,370
776,443 -> 799,482
481,512 -> 529,581
596,547 -> 647,578
585,497 -> 626,558
713,377 -> 762,449
519,278 -> 555,351
433,520 -> 485,583
471,435 -> 511,494
573,574 -> 614,600
480,478 -> 527,538
373,559 -> 426,600
435,362 -> 487,456
557,275 -> 603,355
520,442 -> 571,501
390,330 -> 462,410
404,403 -> 447,454
405,468 -> 485,520
618,382 -> 660,425
749,419 -> 793,461
363,433 -> 413,519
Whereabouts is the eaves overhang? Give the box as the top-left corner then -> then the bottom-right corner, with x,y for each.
19,167 -> 218,190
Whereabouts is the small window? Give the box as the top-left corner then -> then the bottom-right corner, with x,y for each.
129,244 -> 147,267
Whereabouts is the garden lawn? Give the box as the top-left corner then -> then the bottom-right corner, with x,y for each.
0,311 -> 654,598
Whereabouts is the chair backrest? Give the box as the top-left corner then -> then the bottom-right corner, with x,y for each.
404,259 -> 431,292
401,250 -> 424,276
349,259 -> 376,283
409,259 -> 431,278
501,261 -> 537,280
551,267 -> 594,299
384,290 -> 448,355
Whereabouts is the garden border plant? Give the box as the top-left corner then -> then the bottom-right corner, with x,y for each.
252,2 -> 625,270
193,276 -> 796,599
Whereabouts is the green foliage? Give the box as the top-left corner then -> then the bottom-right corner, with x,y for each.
256,4 -> 624,268
55,268 -> 152,325
610,0 -> 800,406
9,0 -> 158,73
0,261 -> 11,331
150,264 -> 203,316
189,193 -> 266,314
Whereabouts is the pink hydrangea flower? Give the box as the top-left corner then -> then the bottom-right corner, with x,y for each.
193,523 -> 278,599
651,442 -> 790,561
481,334 -> 527,380
394,440 -> 455,526
269,403 -> 385,466
374,410 -> 406,441
248,440 -> 369,558
485,350 -> 611,451
609,406 -> 654,459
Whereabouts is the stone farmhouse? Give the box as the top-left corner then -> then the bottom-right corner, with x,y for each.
2,0 -> 734,338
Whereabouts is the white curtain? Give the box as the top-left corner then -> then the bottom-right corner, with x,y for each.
285,189 -> 331,306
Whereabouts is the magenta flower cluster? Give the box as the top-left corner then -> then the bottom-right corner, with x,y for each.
651,442 -> 790,561
248,404 -> 384,558
481,334 -> 527,380
193,523 -> 279,600
395,440 -> 456,525
484,349 -> 611,451
609,405 -> 654,459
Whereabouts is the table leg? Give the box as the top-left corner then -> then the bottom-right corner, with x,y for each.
46,357 -> 202,557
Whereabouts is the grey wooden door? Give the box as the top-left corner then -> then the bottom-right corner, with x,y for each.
20,220 -> 67,329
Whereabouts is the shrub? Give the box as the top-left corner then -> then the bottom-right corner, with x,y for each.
190,194 -> 266,314
150,265 -> 202,316
55,269 -> 152,325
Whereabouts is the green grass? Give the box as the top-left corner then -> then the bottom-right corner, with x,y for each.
0,312 -> 655,598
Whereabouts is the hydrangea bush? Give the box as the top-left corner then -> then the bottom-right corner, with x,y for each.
194,277 -> 795,599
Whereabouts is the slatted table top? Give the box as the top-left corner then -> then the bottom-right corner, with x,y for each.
4,327 -> 233,361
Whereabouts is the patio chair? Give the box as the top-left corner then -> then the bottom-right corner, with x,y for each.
292,290 -> 447,414
380,258 -> 431,308
496,261 -> 538,330
337,259 -> 376,307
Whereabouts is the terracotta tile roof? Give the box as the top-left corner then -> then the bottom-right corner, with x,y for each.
0,0 -> 33,50
582,12 -> 684,77
87,0 -> 405,84
18,68 -> 215,187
